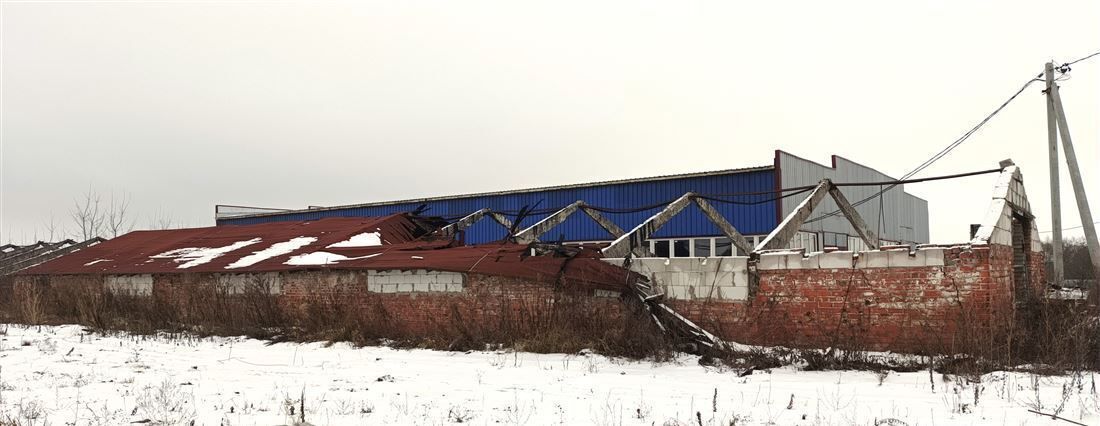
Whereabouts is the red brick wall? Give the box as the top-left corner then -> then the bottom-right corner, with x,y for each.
276,272 -> 624,338
666,244 -> 1041,354
10,270 -> 624,342
11,242 -> 1041,355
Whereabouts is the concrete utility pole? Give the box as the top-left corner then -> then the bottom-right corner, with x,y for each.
1046,61 -> 1100,306
1044,63 -> 1064,284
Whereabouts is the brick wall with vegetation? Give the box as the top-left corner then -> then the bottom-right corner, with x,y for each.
667,244 -> 1045,355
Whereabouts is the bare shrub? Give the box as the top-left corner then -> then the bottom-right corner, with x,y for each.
15,282 -> 46,325
1011,298 -> 1098,373
137,378 -> 196,425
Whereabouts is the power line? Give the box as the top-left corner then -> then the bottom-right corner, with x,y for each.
1061,49 -> 1100,67
437,167 -> 1001,221
802,48 -> 1100,225
1039,221 -> 1100,234
804,74 -> 1043,224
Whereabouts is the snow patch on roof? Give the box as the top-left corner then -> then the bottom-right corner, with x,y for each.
83,259 -> 112,266
151,238 -> 262,269
284,251 -> 381,266
327,231 -> 382,248
226,237 -> 317,269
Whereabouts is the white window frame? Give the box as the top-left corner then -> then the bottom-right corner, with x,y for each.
646,235 -> 765,258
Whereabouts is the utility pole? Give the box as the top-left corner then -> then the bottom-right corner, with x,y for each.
1046,61 -> 1100,306
1044,63 -> 1064,284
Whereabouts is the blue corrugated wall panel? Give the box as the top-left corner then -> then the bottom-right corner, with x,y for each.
218,169 -> 778,244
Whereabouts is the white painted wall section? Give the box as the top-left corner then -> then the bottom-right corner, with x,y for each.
105,274 -> 153,296
603,257 -> 750,301
755,248 -> 946,270
367,270 -> 465,293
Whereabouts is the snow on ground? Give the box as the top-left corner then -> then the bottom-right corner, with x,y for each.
0,325 -> 1096,425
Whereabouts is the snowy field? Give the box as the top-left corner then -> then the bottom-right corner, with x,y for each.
0,324 -> 1096,425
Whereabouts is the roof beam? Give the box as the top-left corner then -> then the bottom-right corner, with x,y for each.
692,197 -> 754,255
602,193 -> 695,258
579,206 -> 626,239
0,239 -> 100,276
827,185 -> 880,250
514,201 -> 584,244
756,180 -> 831,251
434,208 -> 514,238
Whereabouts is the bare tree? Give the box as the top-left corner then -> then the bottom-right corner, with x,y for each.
105,191 -> 134,237
70,186 -> 104,240
148,207 -> 176,230
42,212 -> 65,242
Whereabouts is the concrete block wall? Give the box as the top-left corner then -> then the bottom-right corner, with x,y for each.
604,257 -> 750,301
366,270 -> 464,293
105,274 -> 154,296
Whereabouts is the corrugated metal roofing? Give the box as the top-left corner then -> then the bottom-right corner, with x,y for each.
0,238 -> 105,276
219,167 -> 780,244
20,215 -> 636,290
221,165 -> 774,221
21,215 -> 425,275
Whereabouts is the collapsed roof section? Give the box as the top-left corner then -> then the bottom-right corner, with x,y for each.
0,238 -> 105,277
19,214 -> 636,291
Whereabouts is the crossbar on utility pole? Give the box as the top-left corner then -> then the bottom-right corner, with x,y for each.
1049,75 -> 1100,306
1045,62 -> 1065,284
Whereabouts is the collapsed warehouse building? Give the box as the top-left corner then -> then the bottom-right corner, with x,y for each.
6,161 -> 1044,355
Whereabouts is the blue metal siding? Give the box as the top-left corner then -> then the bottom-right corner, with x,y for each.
218,169 -> 778,244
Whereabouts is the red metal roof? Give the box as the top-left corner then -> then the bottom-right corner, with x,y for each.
21,215 -> 634,290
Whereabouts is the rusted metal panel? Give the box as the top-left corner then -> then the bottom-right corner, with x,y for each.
19,215 -> 639,291
21,215 -> 429,275
0,238 -> 102,276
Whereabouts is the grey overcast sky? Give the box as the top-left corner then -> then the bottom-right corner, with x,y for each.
1,0 -> 1098,244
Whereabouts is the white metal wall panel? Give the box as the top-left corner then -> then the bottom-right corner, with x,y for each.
777,152 -> 929,245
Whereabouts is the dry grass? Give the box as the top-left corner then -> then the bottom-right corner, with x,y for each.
4,273 -> 1096,370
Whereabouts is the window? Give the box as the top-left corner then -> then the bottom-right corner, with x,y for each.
789,232 -> 819,252
823,232 -> 848,250
715,237 -> 733,257
673,239 -> 690,257
693,239 -> 711,257
653,240 -> 670,257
